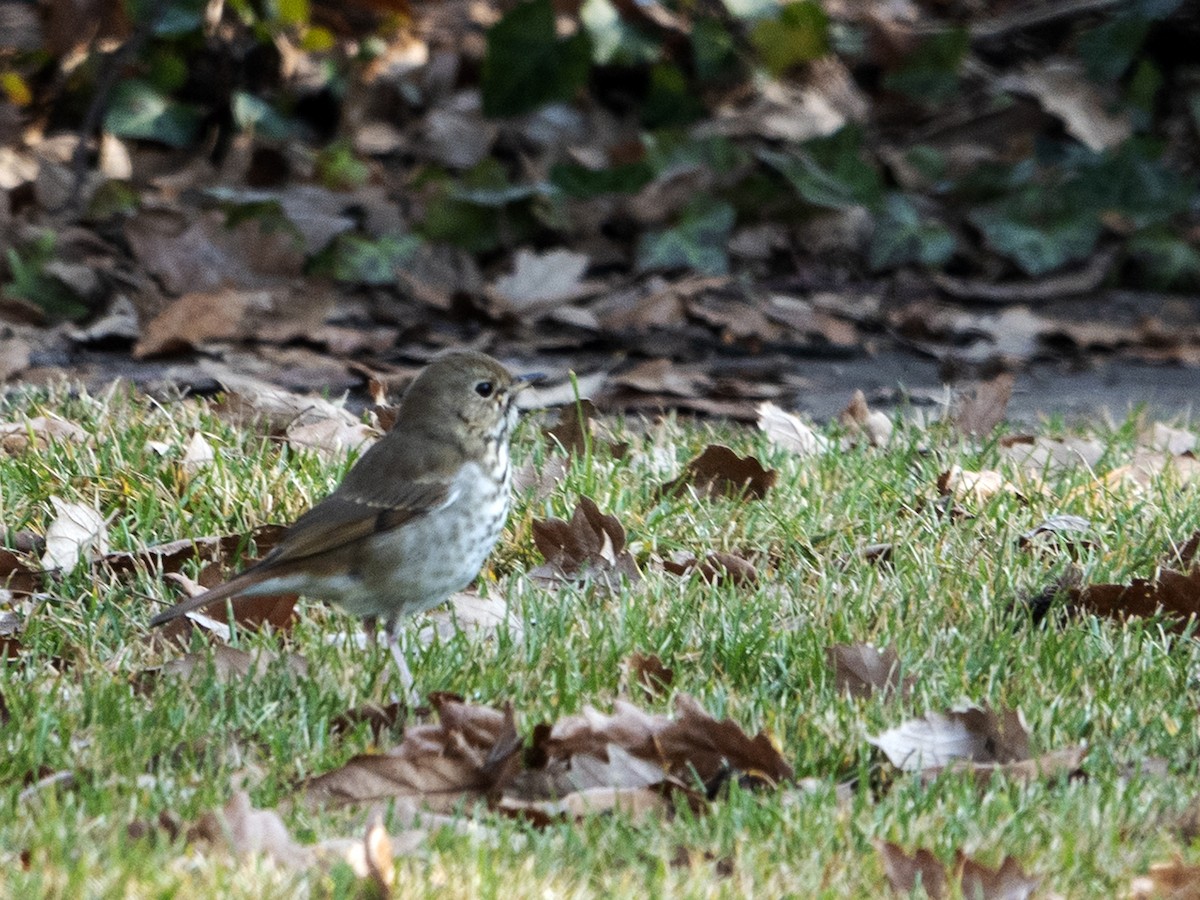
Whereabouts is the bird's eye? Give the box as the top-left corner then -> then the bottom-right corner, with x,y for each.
474,381 -> 495,398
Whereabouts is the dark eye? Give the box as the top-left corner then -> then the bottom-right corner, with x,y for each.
474,381 -> 495,398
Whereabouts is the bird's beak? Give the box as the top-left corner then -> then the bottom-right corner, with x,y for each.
513,372 -> 546,392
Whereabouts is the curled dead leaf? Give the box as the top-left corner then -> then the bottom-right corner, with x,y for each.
659,445 -> 776,501
531,498 -> 640,585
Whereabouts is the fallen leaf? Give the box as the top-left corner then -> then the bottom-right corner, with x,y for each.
190,791 -> 314,870
1130,860 -> 1200,899
1003,60 -> 1131,152
1143,422 -> 1198,456
1018,514 -> 1093,552
419,590 -> 524,646
828,644 -> 912,700
876,843 -> 1039,900
876,841 -> 947,898
999,434 -> 1106,474
101,524 -> 288,578
1105,451 -> 1200,491
660,445 -> 776,501
306,694 -> 522,810
41,498 -> 108,570
615,358 -> 713,399
937,466 -> 1020,504
869,706 -> 1029,772
285,416 -> 379,458
488,248 -> 597,317
662,552 -> 758,586
331,701 -> 407,739
531,498 -> 640,585
1069,569 -> 1200,633
956,852 -> 1040,900
537,693 -> 793,792
0,549 -> 41,596
840,390 -> 892,446
758,402 -> 829,457
625,652 -> 674,700
0,415 -> 88,454
544,399 -> 596,456
950,373 -> 1014,437
137,645 -> 308,688
180,431 -> 215,476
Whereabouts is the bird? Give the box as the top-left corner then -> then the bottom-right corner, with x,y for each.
149,349 -> 541,695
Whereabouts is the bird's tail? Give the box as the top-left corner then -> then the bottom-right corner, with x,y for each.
148,569 -> 271,627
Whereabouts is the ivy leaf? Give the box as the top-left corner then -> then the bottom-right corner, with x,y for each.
883,28 -> 968,103
970,202 -> 1099,276
869,194 -> 955,271
482,0 -> 592,117
105,80 -> 203,148
310,234 -> 423,285
758,127 -> 882,209
1128,230 -> 1200,289
637,200 -> 735,275
750,1 -> 829,76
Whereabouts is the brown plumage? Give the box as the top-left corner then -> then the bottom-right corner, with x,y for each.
150,350 -> 538,688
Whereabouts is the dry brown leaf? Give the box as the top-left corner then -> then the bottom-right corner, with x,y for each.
188,792 -> 408,883
921,746 -> 1087,787
956,852 -> 1041,900
419,590 -> 523,646
285,416 -> 379,458
498,785 -> 674,825
625,652 -> 674,700
1069,569 -> 1200,633
190,791 -> 314,870
876,841 -> 947,898
950,373 -> 1014,437
615,358 -> 713,398
876,843 -> 1039,900
758,402 -> 829,457
125,208 -> 304,295
936,466 -> 1019,504
537,694 -> 793,791
513,454 -> 568,500
41,498 -> 108,570
1105,451 -> 1200,491
828,644 -> 912,700
487,248 -> 597,317
1143,422 -> 1198,456
1018,514 -> 1093,552
531,498 -> 640,584
1129,860 -> 1200,899
840,390 -> 893,446
869,706 -> 1029,772
662,552 -> 758,586
0,415 -> 88,454
1000,433 -> 1106,474
138,645 -> 308,688
306,694 -> 522,810
543,399 -> 597,456
331,701 -> 407,739
660,445 -> 776,501
1004,60 -> 1131,152
0,548 -> 41,596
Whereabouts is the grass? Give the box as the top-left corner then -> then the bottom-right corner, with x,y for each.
2,384 -> 1200,897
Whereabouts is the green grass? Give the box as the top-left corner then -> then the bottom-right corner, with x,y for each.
2,385 -> 1200,896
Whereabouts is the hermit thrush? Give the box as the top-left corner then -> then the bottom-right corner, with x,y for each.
149,350 -> 540,691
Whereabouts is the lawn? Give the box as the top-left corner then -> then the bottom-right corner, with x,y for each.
2,384 -> 1199,897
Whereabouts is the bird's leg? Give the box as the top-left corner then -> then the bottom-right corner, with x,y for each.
383,616 -> 419,708
361,615 -> 378,649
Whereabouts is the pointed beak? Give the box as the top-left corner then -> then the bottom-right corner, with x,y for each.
513,372 -> 546,392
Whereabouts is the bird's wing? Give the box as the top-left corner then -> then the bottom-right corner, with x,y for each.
265,477 -> 456,564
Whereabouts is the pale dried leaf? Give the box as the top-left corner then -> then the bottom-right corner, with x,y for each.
869,707 -> 1029,772
41,498 -> 108,570
1005,61 -> 1132,152
0,415 -> 88,454
840,390 -> 892,446
489,248 -> 596,316
758,402 -> 829,457
1143,422 -> 1198,456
